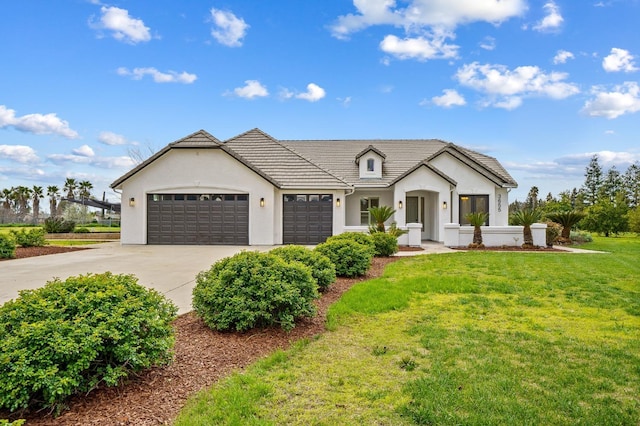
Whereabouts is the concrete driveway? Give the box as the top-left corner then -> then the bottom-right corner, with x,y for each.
0,242 -> 274,314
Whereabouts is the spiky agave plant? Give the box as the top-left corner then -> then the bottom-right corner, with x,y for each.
511,208 -> 543,247
368,205 -> 396,233
465,211 -> 489,247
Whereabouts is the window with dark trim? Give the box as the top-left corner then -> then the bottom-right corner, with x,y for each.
459,195 -> 489,225
366,158 -> 375,172
360,197 -> 379,225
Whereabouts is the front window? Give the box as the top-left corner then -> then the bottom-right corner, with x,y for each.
360,197 -> 379,225
459,195 -> 489,225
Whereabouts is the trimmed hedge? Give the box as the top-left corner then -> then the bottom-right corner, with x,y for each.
326,232 -> 375,252
371,232 -> 399,257
315,238 -> 373,278
270,245 -> 336,291
0,234 -> 16,259
193,251 -> 318,332
10,228 -> 46,248
0,273 -> 177,413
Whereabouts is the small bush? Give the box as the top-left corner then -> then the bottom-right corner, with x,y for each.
271,245 -> 336,291
326,232 -> 375,252
371,232 -> 398,257
315,239 -> 373,278
545,222 -> 562,247
0,234 -> 17,259
193,251 -> 318,332
10,228 -> 46,248
74,227 -> 90,233
43,217 -> 76,233
0,273 -> 177,413
570,230 -> 593,244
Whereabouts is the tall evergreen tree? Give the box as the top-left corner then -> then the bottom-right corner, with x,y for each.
600,166 -> 623,202
582,155 -> 603,206
623,162 -> 640,208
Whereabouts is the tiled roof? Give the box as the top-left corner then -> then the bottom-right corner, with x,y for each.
112,129 -> 517,190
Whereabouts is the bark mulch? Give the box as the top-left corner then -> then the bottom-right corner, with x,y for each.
0,245 -> 90,261
2,255 -> 400,425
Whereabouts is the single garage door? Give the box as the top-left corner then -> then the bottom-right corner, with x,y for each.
147,193 -> 249,245
283,194 -> 333,245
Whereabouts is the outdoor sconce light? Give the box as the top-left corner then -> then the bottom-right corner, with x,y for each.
260,197 -> 265,207
336,198 -> 341,207
442,201 -> 447,209
398,200 -> 403,209
129,197 -> 135,207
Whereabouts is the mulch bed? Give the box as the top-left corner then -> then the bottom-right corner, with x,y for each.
2,255 -> 400,425
0,246 -> 90,261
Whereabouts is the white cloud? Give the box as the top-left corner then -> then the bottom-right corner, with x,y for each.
0,145 -> 39,163
296,83 -> 326,102
379,30 -> 458,61
431,89 -> 466,108
553,49 -> 575,64
98,131 -> 128,146
455,62 -> 579,109
232,80 -> 269,99
210,8 -> 249,47
479,36 -> 496,51
330,0 -> 527,39
72,145 -> 95,157
582,82 -> 640,119
533,1 -> 563,32
91,6 -> 151,44
47,152 -> 136,169
0,105 -> 79,139
602,48 -> 638,72
117,67 -> 197,84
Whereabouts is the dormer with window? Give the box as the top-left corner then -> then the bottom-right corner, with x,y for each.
355,145 -> 385,179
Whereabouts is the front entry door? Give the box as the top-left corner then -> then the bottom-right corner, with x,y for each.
406,196 -> 425,226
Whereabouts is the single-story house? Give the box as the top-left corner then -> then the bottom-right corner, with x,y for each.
111,128 -> 517,245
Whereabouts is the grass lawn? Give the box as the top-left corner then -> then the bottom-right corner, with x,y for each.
0,225 -> 120,234
175,236 -> 640,425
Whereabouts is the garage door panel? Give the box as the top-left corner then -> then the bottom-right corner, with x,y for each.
283,194 -> 333,245
147,194 -> 248,245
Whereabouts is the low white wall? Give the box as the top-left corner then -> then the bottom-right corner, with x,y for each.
444,223 -> 547,247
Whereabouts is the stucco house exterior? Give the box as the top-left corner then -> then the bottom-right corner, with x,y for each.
111,128 -> 518,246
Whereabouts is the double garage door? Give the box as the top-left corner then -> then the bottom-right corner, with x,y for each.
147,194 -> 248,245
282,194 -> 333,245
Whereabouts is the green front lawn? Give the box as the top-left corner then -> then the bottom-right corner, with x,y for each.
176,236 -> 640,425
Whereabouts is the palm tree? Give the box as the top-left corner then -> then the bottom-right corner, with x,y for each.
510,208 -> 543,247
47,185 -> 60,217
78,180 -> 93,201
546,210 -> 586,240
1,188 -> 11,211
465,211 -> 489,247
15,186 -> 32,218
31,185 -> 44,222
63,178 -> 77,200
368,205 -> 396,233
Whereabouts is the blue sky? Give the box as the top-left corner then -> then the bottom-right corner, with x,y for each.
1,0 -> 639,205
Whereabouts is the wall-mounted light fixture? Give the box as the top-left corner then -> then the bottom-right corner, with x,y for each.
336,198 -> 341,207
442,201 -> 447,210
398,200 -> 403,209
260,197 -> 265,207
129,197 -> 135,207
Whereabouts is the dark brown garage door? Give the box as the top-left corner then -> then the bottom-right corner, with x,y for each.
147,194 -> 249,245
283,194 -> 333,245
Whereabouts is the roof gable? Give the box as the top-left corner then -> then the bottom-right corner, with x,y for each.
390,161 -> 457,186
355,145 -> 386,164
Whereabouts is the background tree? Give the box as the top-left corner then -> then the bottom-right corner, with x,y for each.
47,185 -> 60,217
582,193 -> 629,237
31,185 -> 44,223
629,208 -> 640,234
63,178 -> 78,200
582,155 -> 603,206
78,180 -> 93,201
623,162 -> 640,208
526,186 -> 540,209
600,166 -> 623,202
15,186 -> 32,219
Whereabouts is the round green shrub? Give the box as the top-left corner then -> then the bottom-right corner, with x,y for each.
271,245 -> 336,291
43,217 -> 76,233
0,234 -> 16,259
371,232 -> 398,257
74,227 -> 90,233
0,272 -> 177,413
326,232 -> 375,252
315,239 -> 373,278
10,228 -> 46,247
193,251 -> 318,332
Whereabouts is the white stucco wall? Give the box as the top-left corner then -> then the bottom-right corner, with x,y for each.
430,153 -> 510,226
119,148 -> 276,245
358,152 -> 384,179
344,189 -> 394,227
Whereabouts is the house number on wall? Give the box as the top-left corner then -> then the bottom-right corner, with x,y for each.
497,194 -> 502,212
